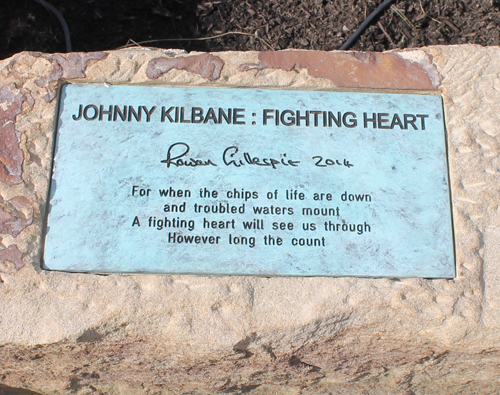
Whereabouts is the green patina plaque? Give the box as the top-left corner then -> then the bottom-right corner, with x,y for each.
42,84 -> 455,277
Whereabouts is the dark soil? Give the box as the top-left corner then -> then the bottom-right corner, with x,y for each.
2,0 -> 500,60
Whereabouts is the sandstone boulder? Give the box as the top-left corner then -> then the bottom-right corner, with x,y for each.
1,45 -> 499,394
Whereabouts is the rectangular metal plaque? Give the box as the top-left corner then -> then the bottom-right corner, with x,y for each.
43,84 -> 455,277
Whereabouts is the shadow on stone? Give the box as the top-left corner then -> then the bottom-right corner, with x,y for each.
223,384 -> 261,393
76,329 -> 103,343
0,384 -> 43,395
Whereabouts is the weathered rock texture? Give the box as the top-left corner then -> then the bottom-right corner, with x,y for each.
0,46 -> 499,394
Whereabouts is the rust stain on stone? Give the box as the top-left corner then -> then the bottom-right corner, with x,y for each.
0,245 -> 23,270
0,84 -> 29,185
0,196 -> 34,238
146,53 -> 224,81
240,51 -> 442,90
35,52 -> 108,102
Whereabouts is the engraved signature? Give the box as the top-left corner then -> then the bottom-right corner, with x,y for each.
160,142 -> 352,169
161,142 -> 217,167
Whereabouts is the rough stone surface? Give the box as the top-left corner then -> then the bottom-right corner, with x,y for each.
0,84 -> 30,185
0,196 -> 33,238
146,53 -> 225,81
0,46 -> 499,394
34,52 -> 108,102
241,50 -> 442,90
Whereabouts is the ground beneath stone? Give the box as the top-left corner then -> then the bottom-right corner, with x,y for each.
2,1 -> 500,59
